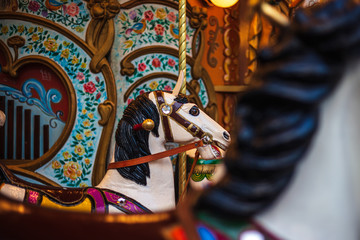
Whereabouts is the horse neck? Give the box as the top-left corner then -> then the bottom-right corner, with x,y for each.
256,60 -> 360,240
97,129 -> 176,212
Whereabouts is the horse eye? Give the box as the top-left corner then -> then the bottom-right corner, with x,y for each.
189,106 -> 200,116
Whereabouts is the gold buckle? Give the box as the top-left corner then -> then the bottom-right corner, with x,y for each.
187,123 -> 200,137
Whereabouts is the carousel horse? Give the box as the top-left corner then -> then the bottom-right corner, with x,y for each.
0,0 -> 359,239
0,71 -> 231,213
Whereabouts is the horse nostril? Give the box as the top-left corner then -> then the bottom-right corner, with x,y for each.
223,131 -> 230,141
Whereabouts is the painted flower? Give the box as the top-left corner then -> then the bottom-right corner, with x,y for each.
63,161 -> 82,181
74,144 -> 85,156
87,141 -> 93,147
155,8 -> 166,19
164,85 -> 172,91
124,40 -> 133,49
31,33 -> 39,42
76,72 -> 85,81
28,1 -> 40,12
127,98 -> 133,105
149,81 -> 159,90
168,58 -> 176,67
84,158 -> 90,165
44,38 -> 58,52
167,12 -> 176,22
79,183 -> 88,188
154,24 -> 164,36
139,90 -> 145,95
83,119 -> 91,127
83,81 -> 96,94
75,26 -> 84,33
119,13 -> 127,21
28,27 -> 34,33
95,76 -> 100,83
82,109 -> 87,115
52,160 -> 61,169
64,3 -> 79,17
1,26 -> 9,34
61,49 -> 70,59
75,133 -> 83,140
62,151 -> 72,159
17,25 -> 24,33
81,62 -> 87,68
72,56 -> 79,64
129,10 -> 137,20
84,129 -> 92,137
144,10 -> 154,21
152,58 -> 161,68
138,63 -> 146,71
27,45 -> 33,50
88,113 -> 94,119
96,92 -> 101,100
38,27 -> 43,33
63,41 -> 70,46
41,10 -> 48,17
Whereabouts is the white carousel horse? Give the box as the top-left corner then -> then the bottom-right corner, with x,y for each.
0,71 -> 230,213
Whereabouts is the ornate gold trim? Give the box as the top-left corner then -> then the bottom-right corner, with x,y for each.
214,85 -> 248,93
7,166 -> 61,187
98,100 -> 115,126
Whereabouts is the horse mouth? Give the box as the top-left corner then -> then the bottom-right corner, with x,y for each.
213,141 -> 227,151
210,144 -> 221,158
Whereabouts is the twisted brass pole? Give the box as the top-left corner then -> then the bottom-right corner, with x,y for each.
178,0 -> 187,199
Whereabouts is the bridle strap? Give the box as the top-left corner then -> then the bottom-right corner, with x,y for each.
108,140 -> 204,169
155,91 -> 174,142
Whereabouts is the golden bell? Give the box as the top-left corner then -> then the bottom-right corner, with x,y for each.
142,119 -> 154,131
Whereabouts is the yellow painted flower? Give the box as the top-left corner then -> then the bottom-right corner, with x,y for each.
83,119 -> 91,127
74,144 -> 85,156
149,81 -> 159,90
155,8 -> 166,19
75,133 -> 83,140
75,26 -> 84,32
31,33 -> 39,42
88,113 -> 94,119
63,161 -> 82,181
62,151 -> 72,159
43,38 -> 58,52
1,26 -> 9,34
87,141 -> 93,147
81,62 -> 86,68
63,41 -> 70,46
124,40 -> 133,49
28,27 -> 34,33
72,56 -> 79,64
17,25 -> 24,33
52,160 -> 61,169
119,13 -> 127,21
79,182 -> 88,188
38,27 -> 43,33
27,45 -> 33,50
84,158 -> 90,165
84,129 -> 92,137
82,109 -> 87,115
61,48 -> 70,59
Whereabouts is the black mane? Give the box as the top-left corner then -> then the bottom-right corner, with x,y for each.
196,0 -> 360,218
114,93 -> 160,186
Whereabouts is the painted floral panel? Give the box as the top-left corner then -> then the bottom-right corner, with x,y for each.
17,0 -> 90,39
116,4 -> 195,56
0,20 -> 107,187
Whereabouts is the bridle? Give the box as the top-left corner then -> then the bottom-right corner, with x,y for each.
108,91 -> 214,169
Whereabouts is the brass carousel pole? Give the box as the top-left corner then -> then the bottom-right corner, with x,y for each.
178,0 -> 187,199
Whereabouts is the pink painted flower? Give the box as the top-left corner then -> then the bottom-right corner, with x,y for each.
127,98 -> 133,105
95,76 -> 100,83
168,58 -> 176,67
154,24 -> 164,36
144,10 -> 154,21
167,12 -> 176,22
164,85 -> 172,91
125,28 -> 133,35
139,90 -> 145,95
96,92 -> 101,100
129,10 -> 137,20
64,3 -> 79,17
76,72 -> 85,81
83,81 -> 96,94
138,63 -> 146,71
28,1 -> 40,12
152,58 -> 161,68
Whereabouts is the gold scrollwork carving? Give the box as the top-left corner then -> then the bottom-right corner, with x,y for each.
7,35 -> 25,61
98,100 -> 114,126
189,6 -> 208,30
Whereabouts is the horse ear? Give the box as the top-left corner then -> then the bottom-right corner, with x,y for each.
172,70 -> 185,96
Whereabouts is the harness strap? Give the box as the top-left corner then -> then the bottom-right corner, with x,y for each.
108,140 -> 204,169
155,91 -> 174,142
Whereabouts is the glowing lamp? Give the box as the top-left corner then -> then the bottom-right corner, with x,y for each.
210,0 -> 239,8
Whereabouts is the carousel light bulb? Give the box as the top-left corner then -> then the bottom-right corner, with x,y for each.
210,0 -> 239,8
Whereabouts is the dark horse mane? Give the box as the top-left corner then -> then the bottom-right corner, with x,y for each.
114,93 -> 160,186
196,0 -> 360,218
